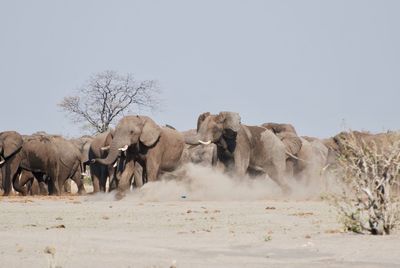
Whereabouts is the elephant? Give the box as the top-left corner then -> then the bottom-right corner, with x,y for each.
94,115 -> 185,192
0,168 -> 40,195
0,131 -> 85,196
71,135 -> 93,173
185,111 -> 291,193
262,123 -> 329,185
181,129 -> 217,166
262,123 -> 303,177
295,137 -> 329,186
87,130 -> 116,192
48,135 -> 86,195
323,131 -> 400,166
16,170 -> 43,195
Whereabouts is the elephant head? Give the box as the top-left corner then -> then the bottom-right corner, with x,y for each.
0,131 -> 23,165
185,111 -> 241,146
262,122 -> 302,157
95,115 -> 161,166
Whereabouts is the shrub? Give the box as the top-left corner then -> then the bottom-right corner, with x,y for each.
332,131 -> 400,235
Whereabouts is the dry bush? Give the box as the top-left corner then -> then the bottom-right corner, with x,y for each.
332,132 -> 400,235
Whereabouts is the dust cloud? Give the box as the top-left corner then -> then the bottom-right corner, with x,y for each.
122,164 -> 328,202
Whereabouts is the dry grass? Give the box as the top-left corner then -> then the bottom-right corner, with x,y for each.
332,131 -> 400,235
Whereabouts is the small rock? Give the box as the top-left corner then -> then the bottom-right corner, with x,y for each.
264,235 -> 272,242
44,246 -> 56,256
16,245 -> 23,253
46,224 -> 66,230
55,217 -> 63,221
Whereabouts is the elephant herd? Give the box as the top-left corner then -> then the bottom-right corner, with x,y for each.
0,111 -> 394,197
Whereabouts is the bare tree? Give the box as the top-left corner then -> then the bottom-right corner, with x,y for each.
59,70 -> 160,133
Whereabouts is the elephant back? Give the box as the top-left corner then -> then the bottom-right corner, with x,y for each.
22,136 -> 58,167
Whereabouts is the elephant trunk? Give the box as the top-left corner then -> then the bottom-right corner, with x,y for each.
184,134 -> 200,145
184,133 -> 212,146
94,138 -> 129,166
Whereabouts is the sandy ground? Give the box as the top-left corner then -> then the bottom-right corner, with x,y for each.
1,165 -> 399,268
1,194 -> 399,268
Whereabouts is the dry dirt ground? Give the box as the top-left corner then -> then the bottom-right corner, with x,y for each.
1,165 -> 399,268
1,194 -> 399,268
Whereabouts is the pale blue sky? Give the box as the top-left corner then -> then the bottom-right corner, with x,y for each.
1,0 -> 399,138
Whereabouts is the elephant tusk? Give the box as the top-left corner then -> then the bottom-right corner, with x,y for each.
118,145 -> 129,152
113,161 -> 118,168
101,145 -> 110,151
0,160 -> 4,165
198,140 -> 212,145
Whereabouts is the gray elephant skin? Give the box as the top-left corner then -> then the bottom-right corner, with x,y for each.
0,131 -> 85,196
95,115 -> 185,192
87,131 -> 116,192
185,112 -> 291,193
262,123 -> 329,185
181,129 -> 217,166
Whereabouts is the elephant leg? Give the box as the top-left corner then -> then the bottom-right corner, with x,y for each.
232,155 -> 249,178
133,161 -> 144,188
33,173 -> 48,195
268,162 -> 291,195
90,165 -> 101,193
39,182 -> 48,195
16,171 -> 35,196
2,156 -> 20,196
30,179 -> 40,195
12,171 -> 28,196
108,165 -> 117,192
46,177 -> 56,195
71,171 -> 86,195
146,160 -> 160,182
118,159 -> 135,191
58,179 -> 65,195
99,166 -> 107,192
49,176 -> 61,196
64,179 -> 72,193
46,167 -> 61,196
228,146 -> 249,178
108,176 -> 117,192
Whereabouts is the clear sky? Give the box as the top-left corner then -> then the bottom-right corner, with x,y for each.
1,0 -> 399,138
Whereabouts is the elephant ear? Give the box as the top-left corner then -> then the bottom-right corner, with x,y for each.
218,112 -> 241,132
197,112 -> 210,132
140,117 -> 162,147
1,131 -> 23,158
281,135 -> 302,156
